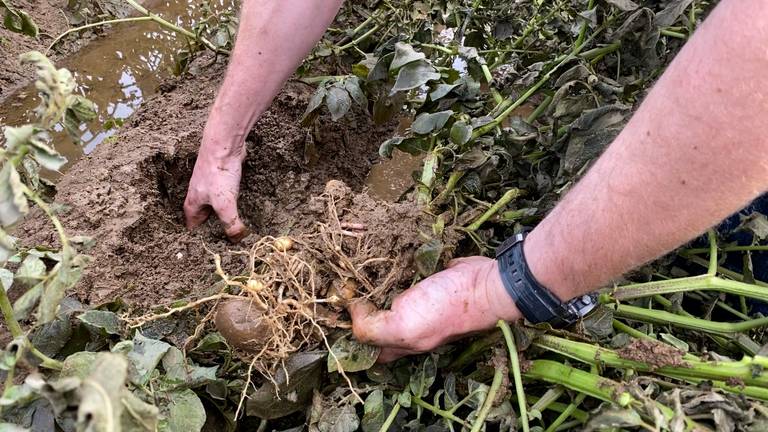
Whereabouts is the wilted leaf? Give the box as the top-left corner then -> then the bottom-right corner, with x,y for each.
318,403 -> 359,432
326,86 -> 352,121
161,347 -> 218,390
192,332 -> 228,352
61,351 -> 99,379
655,0 -> 694,28
247,351 -> 325,419
390,42 -> 426,71
605,0 -> 640,11
411,110 -> 453,135
344,77 -> 368,109
0,423 -> 29,432
158,389 -> 206,432
127,333 -> 171,386
391,60 -> 441,93
121,390 -> 159,432
2,2 -> 38,37
584,408 -> 644,431
0,268 -> 12,292
0,163 -> 29,227
302,87 -> 327,125
328,335 -> 380,373
14,255 -> 45,287
77,353 -> 128,432
582,305 -> 614,339
63,96 -> 97,138
739,212 -> 768,240
20,51 -> 76,128
429,83 -> 459,101
77,310 -> 121,335
0,228 -> 16,264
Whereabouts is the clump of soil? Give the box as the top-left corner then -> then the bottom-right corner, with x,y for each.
617,339 -> 690,369
15,50 -> 404,312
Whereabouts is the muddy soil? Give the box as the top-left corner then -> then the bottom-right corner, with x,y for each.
14,50 -> 429,313
0,0 -> 69,99
617,338 -> 689,369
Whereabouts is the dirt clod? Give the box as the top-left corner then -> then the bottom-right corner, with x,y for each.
617,338 -> 690,369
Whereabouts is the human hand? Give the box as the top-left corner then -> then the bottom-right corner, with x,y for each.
183,143 -> 247,242
349,256 -> 520,362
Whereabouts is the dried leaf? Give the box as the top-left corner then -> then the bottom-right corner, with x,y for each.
0,163 -> 29,227
361,390 -> 386,432
77,310 -> 121,335
77,353 -> 128,432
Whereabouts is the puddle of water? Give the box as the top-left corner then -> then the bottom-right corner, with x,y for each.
365,117 -> 424,202
0,0 -> 236,179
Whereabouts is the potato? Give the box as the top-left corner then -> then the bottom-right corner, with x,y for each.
215,298 -> 271,352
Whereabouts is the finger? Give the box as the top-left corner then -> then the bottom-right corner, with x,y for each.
183,195 -> 212,229
213,201 -> 248,242
348,300 -> 409,348
377,347 -> 413,363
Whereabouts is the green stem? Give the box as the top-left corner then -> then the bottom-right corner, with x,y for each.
611,274 -> 768,302
466,188 -> 522,231
574,0 -> 596,49
448,329 -> 501,370
613,303 -> 768,336
336,23 -> 382,52
412,397 -> 471,429
661,28 -> 687,39
544,393 -> 586,432
534,334 -> 768,389
498,320 -> 530,432
524,360 -> 633,406
681,253 -> 768,287
526,94 -> 552,124
47,16 -> 154,53
417,43 -> 455,55
469,365 -> 504,432
707,230 -> 718,275
524,395 -> 589,423
378,402 -> 400,432
685,245 -> 768,254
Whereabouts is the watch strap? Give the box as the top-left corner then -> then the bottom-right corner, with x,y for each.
495,233 -> 597,327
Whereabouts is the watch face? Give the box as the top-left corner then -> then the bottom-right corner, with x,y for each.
570,293 -> 599,318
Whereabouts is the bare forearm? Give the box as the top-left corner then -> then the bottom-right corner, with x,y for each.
202,0 -> 344,159
525,0 -> 768,299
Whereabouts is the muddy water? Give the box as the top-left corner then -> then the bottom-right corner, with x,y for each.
0,0 -> 235,178
365,117 -> 424,201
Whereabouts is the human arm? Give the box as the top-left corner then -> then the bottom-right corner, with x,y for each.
184,0 -> 344,240
351,0 -> 768,361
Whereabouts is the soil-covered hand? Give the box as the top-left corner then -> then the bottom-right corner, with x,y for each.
349,256 -> 520,362
184,150 -> 248,241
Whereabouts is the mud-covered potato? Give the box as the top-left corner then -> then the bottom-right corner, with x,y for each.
215,299 -> 271,352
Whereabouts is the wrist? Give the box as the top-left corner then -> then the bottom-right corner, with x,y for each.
482,260 -> 522,323
522,227 -> 580,303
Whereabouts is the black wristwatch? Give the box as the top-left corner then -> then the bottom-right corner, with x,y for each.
495,232 -> 597,327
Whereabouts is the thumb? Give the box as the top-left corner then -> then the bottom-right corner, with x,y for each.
348,299 -> 404,348
213,201 -> 248,242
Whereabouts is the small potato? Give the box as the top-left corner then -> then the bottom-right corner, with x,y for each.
339,279 -> 358,300
273,237 -> 294,252
215,299 -> 271,352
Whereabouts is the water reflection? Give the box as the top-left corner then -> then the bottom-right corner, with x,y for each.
0,0 -> 236,179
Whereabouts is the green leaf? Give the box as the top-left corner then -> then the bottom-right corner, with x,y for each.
160,347 -> 218,390
429,83 -> 459,101
326,86 -> 352,121
379,136 -> 404,158
409,356 -> 437,398
0,422 -> 29,432
14,255 -> 45,286
397,391 -> 411,408
77,353 -> 128,432
2,4 -> 38,37
121,390 -> 159,432
391,60 -> 441,94
318,403 -> 359,432
77,310 -> 121,335
328,336 -> 380,373
449,121 -> 473,146
192,332 -> 228,352
0,268 -> 12,292
158,389 -> 206,432
0,228 -> 16,264
390,42 -> 426,71
411,110 -> 453,135
128,333 -> 172,386
361,390 -> 386,432
0,163 -> 29,227
63,96 -> 97,138
61,351 -> 99,379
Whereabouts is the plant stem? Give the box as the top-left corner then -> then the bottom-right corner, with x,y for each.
613,303 -> 768,336
124,0 -> 223,53
469,365 -> 504,432
611,274 -> 768,302
707,230 -> 718,275
534,334 -> 768,388
612,320 -> 700,360
336,23 -> 382,52
0,282 -> 62,370
524,360 -> 633,406
499,320 -> 530,432
47,16 -> 153,53
417,150 -> 439,206
378,402 -> 400,432
412,396 -> 471,429
430,170 -> 464,210
526,94 -> 553,123
574,0 -> 596,49
661,28 -> 687,39
465,188 -> 522,231
544,393 -> 586,432
686,245 -> 768,254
